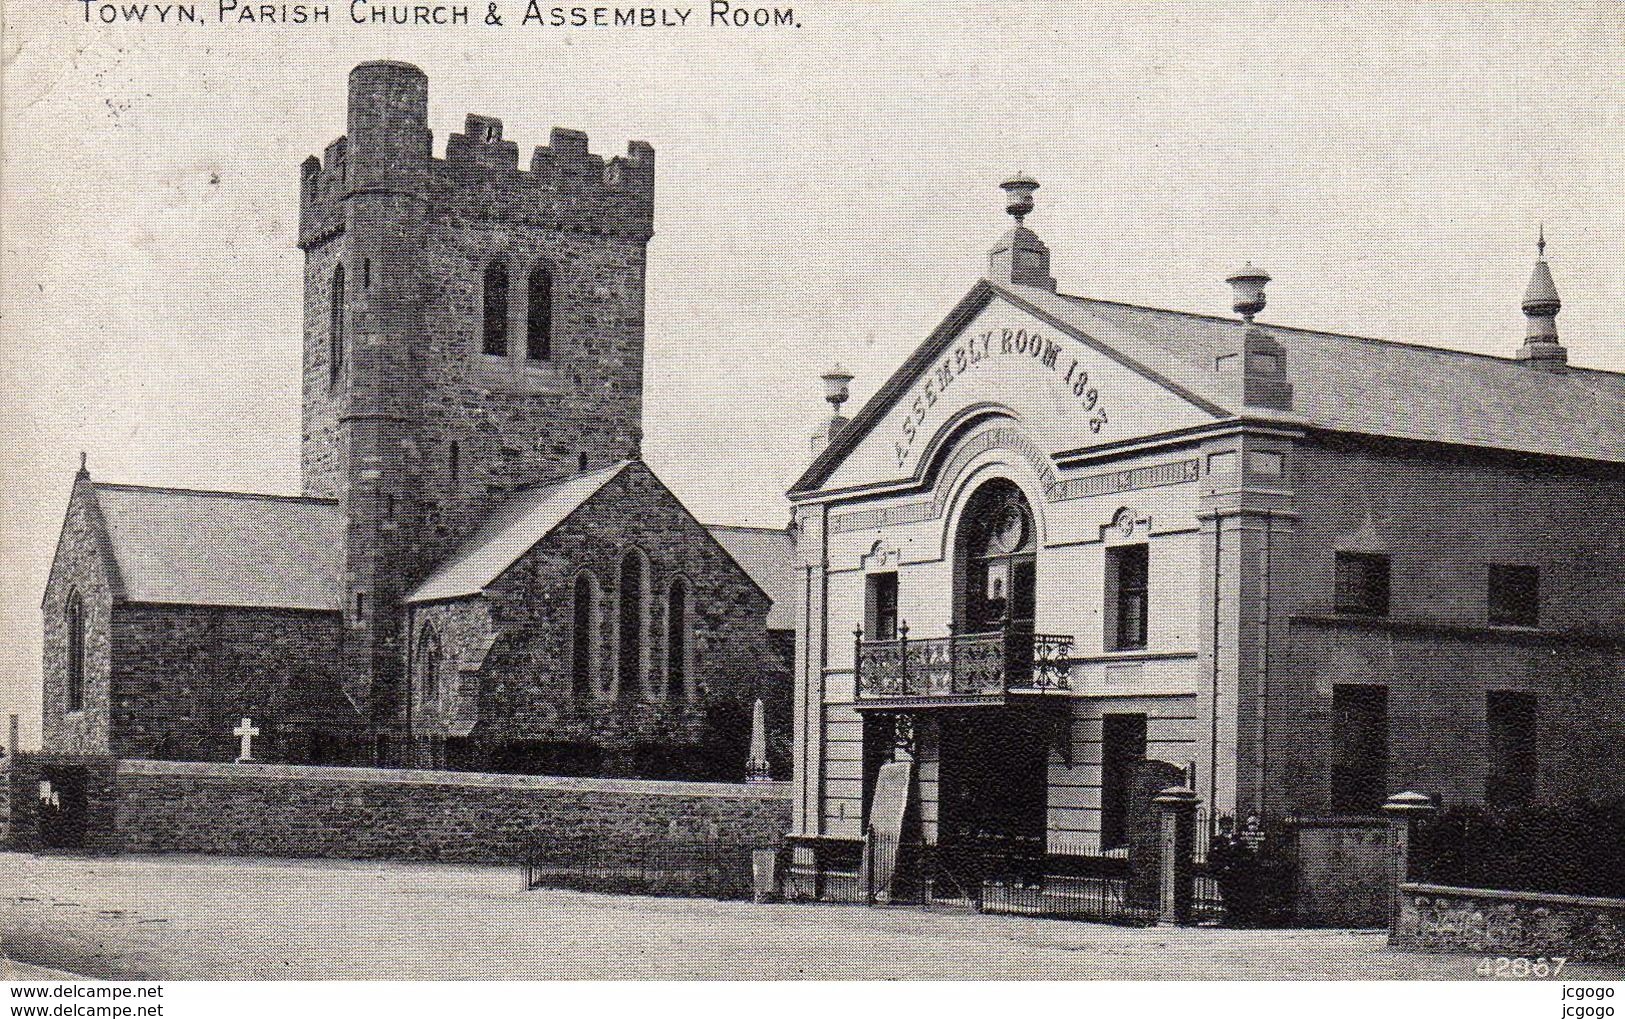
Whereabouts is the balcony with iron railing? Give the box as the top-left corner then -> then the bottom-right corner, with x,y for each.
853,620 -> 1075,709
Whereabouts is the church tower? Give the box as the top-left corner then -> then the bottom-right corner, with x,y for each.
297,61 -> 656,761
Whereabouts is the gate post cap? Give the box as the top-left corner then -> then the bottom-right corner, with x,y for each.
1153,786 -> 1201,809
1381,790 -> 1436,815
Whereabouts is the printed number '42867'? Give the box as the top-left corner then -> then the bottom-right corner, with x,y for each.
1476,957 -> 1566,978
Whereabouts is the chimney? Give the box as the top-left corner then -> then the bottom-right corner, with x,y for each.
810,364 -> 854,454
986,174 -> 1057,291
1516,227 -> 1567,370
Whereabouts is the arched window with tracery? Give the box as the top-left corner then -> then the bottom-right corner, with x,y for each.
65,590 -> 85,712
482,260 -> 509,356
572,572 -> 599,697
665,579 -> 690,700
526,265 -> 551,361
417,626 -> 441,700
618,550 -> 649,701
329,263 -> 346,380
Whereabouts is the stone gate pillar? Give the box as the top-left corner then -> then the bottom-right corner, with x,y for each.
1381,790 -> 1436,926
1154,785 -> 1201,926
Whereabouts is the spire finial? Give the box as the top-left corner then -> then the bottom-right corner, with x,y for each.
1537,223 -> 1546,259
79,451 -> 88,474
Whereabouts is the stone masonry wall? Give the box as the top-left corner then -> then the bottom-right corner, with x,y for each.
411,461 -> 791,775
76,759 -> 789,864
109,605 -> 355,763
1394,882 -> 1625,965
41,476 -> 117,756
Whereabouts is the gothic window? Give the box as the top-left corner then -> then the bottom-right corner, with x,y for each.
65,590 -> 85,712
448,442 -> 460,491
572,572 -> 599,697
417,626 -> 441,699
482,260 -> 509,356
618,550 -> 648,701
526,266 -> 552,361
666,579 -> 689,699
329,263 -> 346,380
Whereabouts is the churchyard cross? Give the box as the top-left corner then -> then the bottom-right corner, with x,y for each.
233,717 -> 260,763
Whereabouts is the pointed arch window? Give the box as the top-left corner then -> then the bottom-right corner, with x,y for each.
526,266 -> 552,361
666,579 -> 690,700
572,572 -> 600,697
65,590 -> 85,712
618,550 -> 649,701
417,626 -> 442,700
329,263 -> 346,380
482,260 -> 509,356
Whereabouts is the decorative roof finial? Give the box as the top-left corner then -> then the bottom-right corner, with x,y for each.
1000,173 -> 1039,225
1518,227 -> 1566,370
1226,262 -> 1272,323
79,451 -> 88,474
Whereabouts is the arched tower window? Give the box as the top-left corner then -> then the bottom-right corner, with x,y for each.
666,579 -> 689,700
527,266 -> 552,361
572,572 -> 599,697
448,441 -> 460,491
65,590 -> 85,712
482,260 -> 509,356
417,626 -> 441,700
618,550 -> 648,701
329,263 -> 346,380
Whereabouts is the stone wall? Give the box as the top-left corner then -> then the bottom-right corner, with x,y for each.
1394,882 -> 1625,965
409,461 -> 791,777
110,605 -> 354,763
41,474 -> 117,755
4,755 -> 791,865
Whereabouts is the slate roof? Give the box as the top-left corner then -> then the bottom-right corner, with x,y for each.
407,461 -> 633,604
91,483 -> 343,611
792,279 -> 1625,493
704,524 -> 797,631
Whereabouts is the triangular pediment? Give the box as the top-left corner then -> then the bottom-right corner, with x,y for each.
792,282 -> 1229,497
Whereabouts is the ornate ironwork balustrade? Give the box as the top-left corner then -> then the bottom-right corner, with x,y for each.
853,624 -> 1074,708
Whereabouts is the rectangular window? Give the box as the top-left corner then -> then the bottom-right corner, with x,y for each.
865,572 -> 899,641
1100,713 -> 1148,850
1335,552 -> 1390,616
1488,564 -> 1539,627
1108,544 -> 1150,650
1331,684 -> 1388,813
1486,691 -> 1537,808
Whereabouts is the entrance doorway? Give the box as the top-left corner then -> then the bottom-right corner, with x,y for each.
37,766 -> 88,850
937,478 -> 1048,854
936,709 -> 1048,851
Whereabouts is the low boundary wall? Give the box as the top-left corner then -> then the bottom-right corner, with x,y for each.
3,754 -> 791,865
1394,882 -> 1625,965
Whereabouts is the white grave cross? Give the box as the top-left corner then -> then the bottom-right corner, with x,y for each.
233,717 -> 260,763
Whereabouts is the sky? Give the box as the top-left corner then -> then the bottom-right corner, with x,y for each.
2,1 -> 1622,747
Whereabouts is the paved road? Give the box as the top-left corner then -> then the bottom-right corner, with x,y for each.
3,852 -> 1619,981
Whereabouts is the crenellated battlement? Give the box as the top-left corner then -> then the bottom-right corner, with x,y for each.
299,107 -> 655,250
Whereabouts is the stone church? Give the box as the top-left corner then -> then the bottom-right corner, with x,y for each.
41,61 -> 794,779
787,176 -> 1624,870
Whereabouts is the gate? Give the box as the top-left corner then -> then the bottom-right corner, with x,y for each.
37,765 -> 89,850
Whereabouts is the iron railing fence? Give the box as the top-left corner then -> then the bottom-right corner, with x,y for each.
854,623 -> 1074,703
861,833 -> 1156,925
524,834 -> 780,901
